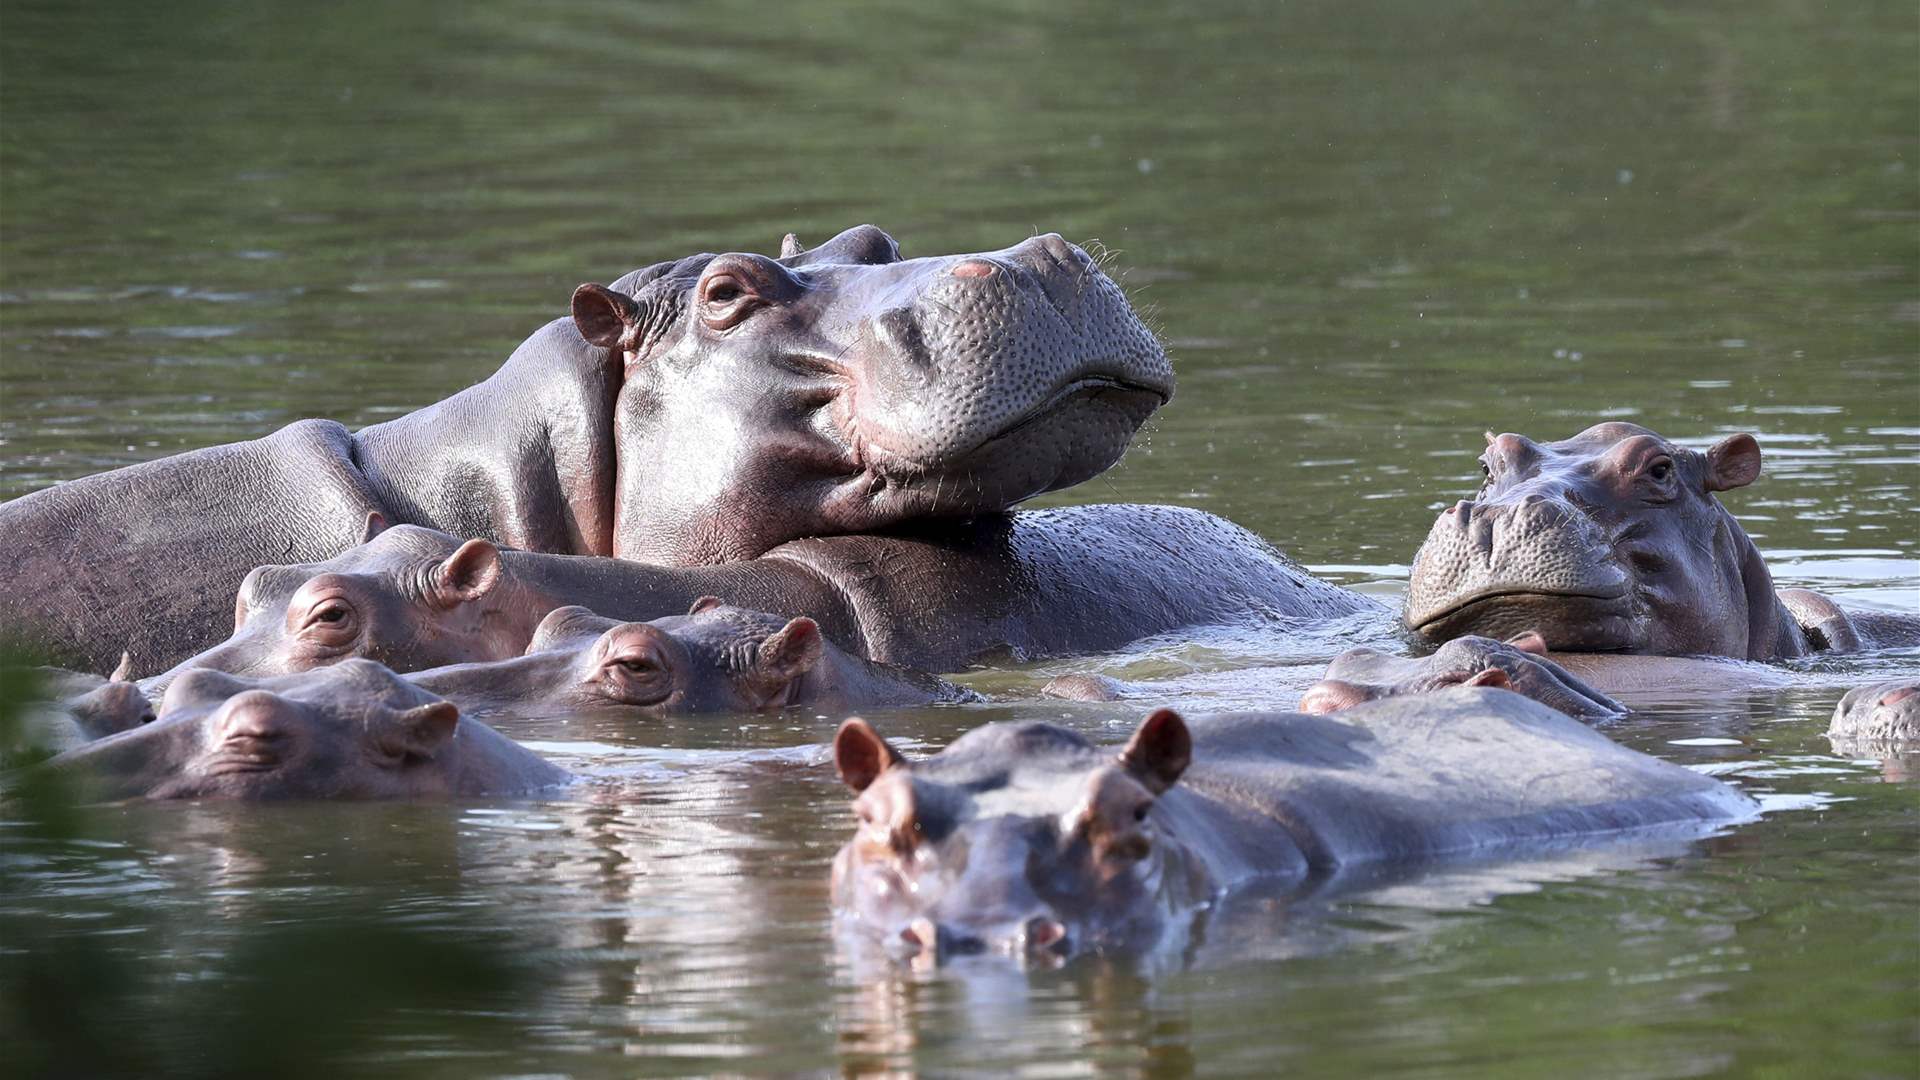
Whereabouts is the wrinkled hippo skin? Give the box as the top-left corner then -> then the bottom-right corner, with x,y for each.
151,506 -> 1375,687
0,226 -> 1170,673
1828,680 -> 1920,750
1405,423 -> 1920,659
829,688 -> 1757,963
33,660 -> 568,801
408,602 -> 978,722
1301,633 -> 1625,721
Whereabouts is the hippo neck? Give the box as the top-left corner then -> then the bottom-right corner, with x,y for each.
1721,507 -> 1810,660
351,319 -> 619,556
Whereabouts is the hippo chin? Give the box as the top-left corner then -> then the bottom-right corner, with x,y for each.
407,602 -> 978,722
1404,423 -> 1920,659
0,226 -> 1170,673
147,506 -> 1374,689
1828,680 -> 1920,750
33,660 -> 568,801
830,688 -> 1757,966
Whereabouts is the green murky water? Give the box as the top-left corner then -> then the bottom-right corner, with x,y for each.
2,1 -> 1916,1075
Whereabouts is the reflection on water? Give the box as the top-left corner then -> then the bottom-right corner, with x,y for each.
2,0 -> 1916,1074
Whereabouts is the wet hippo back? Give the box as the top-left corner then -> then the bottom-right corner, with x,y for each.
770,503 -> 1378,669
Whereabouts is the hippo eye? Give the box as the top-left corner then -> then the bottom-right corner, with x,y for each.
299,598 -> 357,642
703,277 -> 743,305
1132,803 -> 1151,823
1647,459 -> 1673,483
612,656 -> 657,675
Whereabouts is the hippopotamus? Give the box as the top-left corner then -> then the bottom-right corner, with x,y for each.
0,226 -> 1172,673
145,507 -> 1373,688
30,660 -> 569,801
23,658 -> 157,751
405,602 -> 978,722
1404,423 -> 1920,660
829,688 -> 1758,963
1828,680 -> 1920,748
1298,633 -> 1625,720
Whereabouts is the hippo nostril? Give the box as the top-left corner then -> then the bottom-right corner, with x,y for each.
1881,686 -> 1918,708
951,259 -> 998,279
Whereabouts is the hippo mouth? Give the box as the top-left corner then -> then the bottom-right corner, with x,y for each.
1411,587 -> 1636,649
850,373 -> 1170,480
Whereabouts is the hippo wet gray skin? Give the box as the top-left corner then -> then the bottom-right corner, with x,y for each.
1828,680 -> 1920,748
830,688 -> 1758,964
1405,423 -> 1920,659
31,661 -> 568,801
407,602 -> 978,722
149,508 -> 1371,688
0,226 -> 1171,672
1300,633 -> 1626,721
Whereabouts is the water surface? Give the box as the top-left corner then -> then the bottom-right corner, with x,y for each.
2,1 -> 1916,1075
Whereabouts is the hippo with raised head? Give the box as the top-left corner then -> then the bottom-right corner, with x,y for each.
1404,424 -> 1920,659
1828,680 -> 1920,748
0,226 -> 1172,673
829,688 -> 1758,964
28,660 -> 568,801
145,507 -> 1372,690
406,602 -> 978,722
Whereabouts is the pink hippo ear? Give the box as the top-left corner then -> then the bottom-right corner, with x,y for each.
374,701 -> 460,762
834,717 -> 905,793
1705,433 -> 1763,492
571,284 -> 643,351
688,595 -> 725,616
747,617 -> 826,709
360,511 -> 389,544
431,539 -> 503,609
1118,708 -> 1191,795
1505,631 -> 1550,655
1297,679 -> 1373,715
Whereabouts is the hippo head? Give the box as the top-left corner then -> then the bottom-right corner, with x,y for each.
1829,680 -> 1920,748
493,601 -> 830,715
572,225 -> 1173,564
151,523 -> 524,689
1404,423 -> 1788,658
830,709 -> 1210,965
1300,633 -> 1625,721
50,661 -> 471,801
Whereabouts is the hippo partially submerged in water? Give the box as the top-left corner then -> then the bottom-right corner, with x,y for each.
28,660 -> 568,801
408,602 -> 978,722
1404,423 -> 1919,660
143,509 -> 1370,690
1828,680 -> 1920,749
1,226 -> 1174,673
829,688 -> 1757,964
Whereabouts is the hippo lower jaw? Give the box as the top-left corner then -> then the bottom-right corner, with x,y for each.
1410,587 -> 1638,650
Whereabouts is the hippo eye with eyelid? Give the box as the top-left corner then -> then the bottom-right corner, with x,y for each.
1132,803 -> 1151,823
1647,459 -> 1672,482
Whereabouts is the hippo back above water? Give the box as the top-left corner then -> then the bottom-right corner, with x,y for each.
0,226 -> 1171,672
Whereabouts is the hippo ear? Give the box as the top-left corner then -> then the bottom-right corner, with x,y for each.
1505,631 -> 1550,655
1464,668 -> 1512,689
432,539 -> 503,608
1705,433 -> 1763,492
779,233 -> 806,260
374,701 -> 460,762
360,511 -> 389,544
571,283 -> 642,350
834,717 -> 904,792
1297,679 -> 1372,715
749,617 -> 825,707
1118,708 -> 1191,795
109,651 -> 135,683
687,595 -> 725,616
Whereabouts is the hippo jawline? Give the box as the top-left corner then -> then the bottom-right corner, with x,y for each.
1409,585 -> 1633,639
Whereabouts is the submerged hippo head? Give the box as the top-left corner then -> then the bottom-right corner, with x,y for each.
42,660 -> 566,801
1300,633 -> 1625,722
1829,680 -> 1920,748
830,709 -> 1208,965
413,601 -> 857,718
572,225 -> 1173,563
150,523 -> 528,689
1405,423 -> 1792,658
